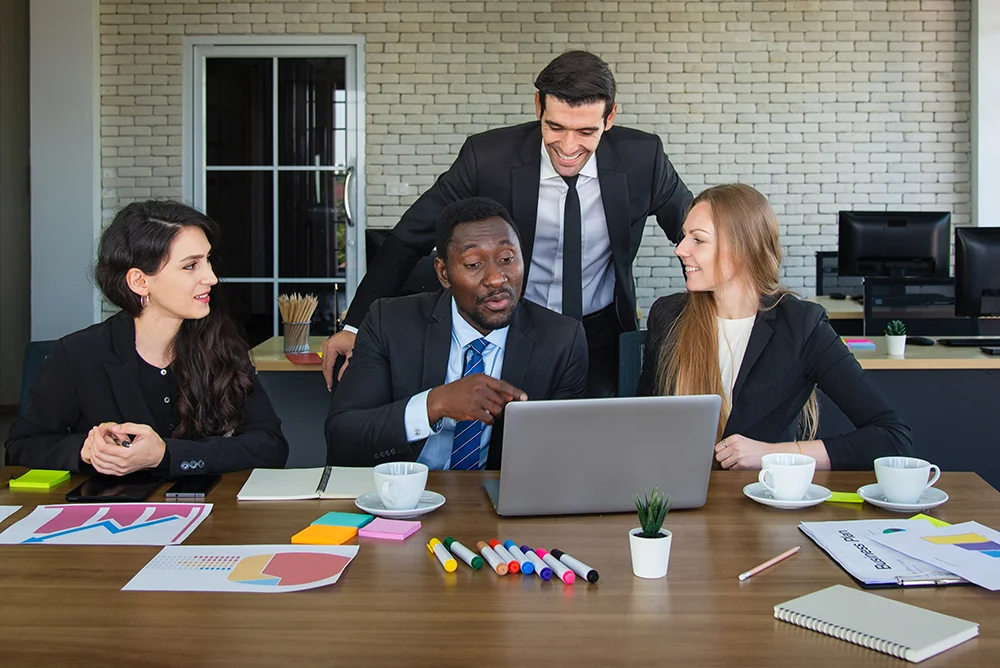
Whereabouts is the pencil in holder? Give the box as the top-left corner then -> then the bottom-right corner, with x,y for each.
277,293 -> 318,354
282,321 -> 312,354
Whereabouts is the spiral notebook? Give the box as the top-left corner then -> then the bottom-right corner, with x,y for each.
774,585 -> 978,663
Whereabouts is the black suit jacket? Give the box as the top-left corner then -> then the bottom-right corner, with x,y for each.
326,290 -> 589,468
637,293 -> 912,470
345,121 -> 693,331
5,313 -> 289,476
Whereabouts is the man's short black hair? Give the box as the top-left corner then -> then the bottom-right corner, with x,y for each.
436,197 -> 521,261
534,50 -> 616,120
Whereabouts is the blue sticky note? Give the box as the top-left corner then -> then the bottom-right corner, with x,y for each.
312,511 -> 374,528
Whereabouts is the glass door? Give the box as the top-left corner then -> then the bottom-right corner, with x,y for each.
189,44 -> 364,346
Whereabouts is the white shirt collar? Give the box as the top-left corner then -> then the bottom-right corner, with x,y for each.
451,297 -> 509,351
539,140 -> 598,182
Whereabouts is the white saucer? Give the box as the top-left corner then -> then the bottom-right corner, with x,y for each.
354,490 -> 446,519
743,482 -> 832,510
856,484 -> 949,512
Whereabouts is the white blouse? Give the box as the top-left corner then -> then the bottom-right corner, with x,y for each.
717,315 -> 756,406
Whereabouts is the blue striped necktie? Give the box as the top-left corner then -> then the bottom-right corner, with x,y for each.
450,337 -> 490,470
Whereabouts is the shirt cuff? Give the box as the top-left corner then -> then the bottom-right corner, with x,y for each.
342,325 -> 359,334
404,390 -> 442,442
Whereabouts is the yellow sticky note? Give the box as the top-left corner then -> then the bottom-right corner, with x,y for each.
9,469 -> 71,490
826,492 -> 864,504
909,513 -> 951,528
291,524 -> 357,545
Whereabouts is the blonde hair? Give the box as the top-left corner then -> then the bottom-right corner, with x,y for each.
655,183 -> 819,440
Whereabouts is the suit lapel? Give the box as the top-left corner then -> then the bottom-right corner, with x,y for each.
105,313 -> 156,426
596,136 -> 631,274
511,125 -> 542,278
499,305 -> 533,391
421,291 -> 454,390
729,306 -> 777,412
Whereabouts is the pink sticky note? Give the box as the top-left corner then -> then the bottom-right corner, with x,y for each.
357,518 -> 421,541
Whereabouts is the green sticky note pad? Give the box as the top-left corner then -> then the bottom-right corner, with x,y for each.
312,511 -> 374,528
909,513 -> 951,528
826,491 -> 864,504
9,469 -> 71,490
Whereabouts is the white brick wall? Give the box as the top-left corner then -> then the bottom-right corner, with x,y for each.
99,0 -> 971,318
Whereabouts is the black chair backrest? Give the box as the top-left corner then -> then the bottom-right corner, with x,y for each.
863,277 -> 978,336
19,340 -> 56,416
618,330 -> 648,398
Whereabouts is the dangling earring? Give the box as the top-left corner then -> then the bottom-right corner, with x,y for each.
140,294 -> 150,309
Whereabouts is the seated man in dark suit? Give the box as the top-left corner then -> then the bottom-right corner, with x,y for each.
326,197 -> 588,470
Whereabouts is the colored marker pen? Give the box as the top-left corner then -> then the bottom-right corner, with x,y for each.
550,549 -> 599,583
488,539 -> 521,574
502,540 -> 534,575
536,549 -> 576,584
443,537 -> 483,570
476,541 -> 508,575
519,545 -> 552,581
427,538 -> 457,573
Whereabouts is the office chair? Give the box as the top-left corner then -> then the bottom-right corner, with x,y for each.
617,330 -> 648,398
863,278 -> 978,337
18,340 -> 55,416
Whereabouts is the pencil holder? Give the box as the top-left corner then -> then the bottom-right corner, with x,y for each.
282,321 -> 311,353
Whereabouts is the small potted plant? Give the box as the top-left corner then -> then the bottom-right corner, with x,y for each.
629,487 -> 673,579
885,319 -> 906,356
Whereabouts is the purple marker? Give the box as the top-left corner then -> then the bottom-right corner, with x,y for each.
536,549 -> 576,584
519,545 -> 552,581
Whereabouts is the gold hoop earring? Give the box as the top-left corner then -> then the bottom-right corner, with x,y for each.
140,294 -> 149,309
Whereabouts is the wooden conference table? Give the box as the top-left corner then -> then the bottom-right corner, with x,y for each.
1,468 -> 998,667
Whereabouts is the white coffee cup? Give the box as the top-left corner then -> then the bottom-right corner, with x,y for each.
874,456 -> 941,504
373,462 -> 428,510
758,453 -> 816,501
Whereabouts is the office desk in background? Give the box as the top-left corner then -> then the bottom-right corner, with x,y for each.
1,468 -> 998,667
805,295 -> 863,335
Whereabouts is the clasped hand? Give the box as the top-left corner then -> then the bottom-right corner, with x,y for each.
427,374 -> 527,425
81,422 -> 167,476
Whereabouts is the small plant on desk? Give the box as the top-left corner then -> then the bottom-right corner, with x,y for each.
885,319 -> 907,356
629,487 -> 674,579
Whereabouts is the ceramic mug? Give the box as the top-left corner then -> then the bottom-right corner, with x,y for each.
373,462 -> 428,510
758,453 -> 816,502
874,456 -> 941,505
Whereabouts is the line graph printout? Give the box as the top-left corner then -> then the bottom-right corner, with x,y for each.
0,503 -> 211,545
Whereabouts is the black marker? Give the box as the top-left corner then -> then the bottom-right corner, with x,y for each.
550,549 -> 599,583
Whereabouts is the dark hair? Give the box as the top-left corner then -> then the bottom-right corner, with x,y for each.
435,197 -> 521,261
95,200 -> 254,439
534,50 -> 616,120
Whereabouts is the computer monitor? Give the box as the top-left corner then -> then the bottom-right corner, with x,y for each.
837,211 -> 951,278
955,228 -> 1000,318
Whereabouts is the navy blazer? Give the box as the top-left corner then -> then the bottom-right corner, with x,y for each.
5,313 -> 289,476
637,293 -> 912,470
344,121 -> 693,332
326,290 -> 589,469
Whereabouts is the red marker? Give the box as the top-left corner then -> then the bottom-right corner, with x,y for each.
488,539 -> 520,574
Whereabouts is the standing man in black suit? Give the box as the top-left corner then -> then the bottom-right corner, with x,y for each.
323,50 -> 693,397
326,197 -> 588,469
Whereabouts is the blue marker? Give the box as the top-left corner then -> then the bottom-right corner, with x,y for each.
519,545 -> 552,581
502,540 -> 534,575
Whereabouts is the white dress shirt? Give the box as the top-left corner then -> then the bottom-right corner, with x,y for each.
403,298 -> 509,470
524,143 -> 615,316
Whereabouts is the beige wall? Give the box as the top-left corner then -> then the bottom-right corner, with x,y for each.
97,0 -> 972,311
0,0 -> 31,408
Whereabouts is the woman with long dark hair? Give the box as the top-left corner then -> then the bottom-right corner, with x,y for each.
6,201 -> 288,475
638,184 -> 911,470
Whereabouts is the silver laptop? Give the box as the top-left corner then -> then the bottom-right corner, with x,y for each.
484,395 -> 722,516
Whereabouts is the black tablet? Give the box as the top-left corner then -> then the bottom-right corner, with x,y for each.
65,472 -> 164,502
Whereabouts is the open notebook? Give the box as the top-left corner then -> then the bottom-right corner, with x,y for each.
775,585 -> 978,663
237,467 -> 374,501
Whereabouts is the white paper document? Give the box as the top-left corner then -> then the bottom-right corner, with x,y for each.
799,519 -> 964,586
0,506 -> 21,525
123,544 -> 360,593
0,503 -> 211,545
870,521 -> 1000,591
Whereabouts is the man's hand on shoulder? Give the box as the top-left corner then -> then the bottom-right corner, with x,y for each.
427,375 -> 527,426
322,329 -> 357,390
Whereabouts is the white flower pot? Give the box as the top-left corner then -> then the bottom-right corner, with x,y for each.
886,335 -> 906,357
629,527 -> 672,579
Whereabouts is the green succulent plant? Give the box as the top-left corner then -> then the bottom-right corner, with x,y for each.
634,487 -> 672,538
884,319 -> 907,336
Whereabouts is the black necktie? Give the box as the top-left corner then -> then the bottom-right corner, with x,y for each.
561,174 -> 583,320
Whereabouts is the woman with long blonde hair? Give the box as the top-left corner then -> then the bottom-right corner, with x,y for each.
637,184 -> 911,470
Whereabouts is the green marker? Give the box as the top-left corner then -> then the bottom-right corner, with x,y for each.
444,536 -> 483,570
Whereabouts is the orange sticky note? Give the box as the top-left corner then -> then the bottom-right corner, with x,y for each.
291,524 -> 357,545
